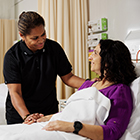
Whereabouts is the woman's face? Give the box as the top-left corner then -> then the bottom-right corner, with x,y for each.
89,44 -> 101,76
20,24 -> 46,52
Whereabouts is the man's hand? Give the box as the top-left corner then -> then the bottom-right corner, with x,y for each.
23,113 -> 44,125
91,77 -> 99,81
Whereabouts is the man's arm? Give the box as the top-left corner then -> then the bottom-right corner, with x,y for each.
7,84 -> 42,124
7,83 -> 30,119
61,72 -> 85,89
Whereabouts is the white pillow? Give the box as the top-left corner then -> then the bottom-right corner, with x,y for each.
0,83 -> 8,125
134,62 -> 140,77
120,77 -> 140,140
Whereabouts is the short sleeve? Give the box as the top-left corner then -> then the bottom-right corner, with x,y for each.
53,42 -> 72,76
3,50 -> 21,84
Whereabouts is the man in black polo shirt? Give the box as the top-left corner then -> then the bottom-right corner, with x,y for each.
3,11 -> 85,124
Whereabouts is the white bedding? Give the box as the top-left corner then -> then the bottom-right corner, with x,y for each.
0,83 -> 8,125
120,77 -> 140,140
0,87 -> 111,140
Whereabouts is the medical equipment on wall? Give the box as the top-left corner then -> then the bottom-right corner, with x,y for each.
87,18 -> 108,33
87,18 -> 108,79
87,33 -> 108,50
125,30 -> 140,63
87,18 -> 108,58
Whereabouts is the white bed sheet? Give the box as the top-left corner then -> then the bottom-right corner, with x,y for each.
0,87 -> 110,140
0,83 -> 8,125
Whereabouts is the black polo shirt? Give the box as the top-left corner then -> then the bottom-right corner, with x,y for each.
3,38 -> 72,123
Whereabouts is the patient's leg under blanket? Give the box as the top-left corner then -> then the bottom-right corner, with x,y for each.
0,122 -> 88,140
0,87 -> 110,140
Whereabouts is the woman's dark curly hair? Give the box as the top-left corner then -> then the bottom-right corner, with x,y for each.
99,39 -> 136,85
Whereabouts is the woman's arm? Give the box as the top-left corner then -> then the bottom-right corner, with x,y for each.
61,72 -> 85,89
42,120 -> 103,140
37,114 -> 53,122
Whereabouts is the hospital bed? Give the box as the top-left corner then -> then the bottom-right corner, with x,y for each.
0,63 -> 140,140
0,83 -> 8,125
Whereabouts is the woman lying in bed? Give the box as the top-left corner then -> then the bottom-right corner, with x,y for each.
36,39 -> 136,140
0,39 -> 136,140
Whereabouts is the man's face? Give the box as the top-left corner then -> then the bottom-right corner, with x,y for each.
20,24 -> 46,52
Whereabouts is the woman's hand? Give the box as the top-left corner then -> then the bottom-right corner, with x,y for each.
23,113 -> 44,124
42,120 -> 74,132
37,114 -> 53,122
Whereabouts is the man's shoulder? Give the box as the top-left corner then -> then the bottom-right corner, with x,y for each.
45,38 -> 61,48
4,41 -> 21,61
7,41 -> 21,53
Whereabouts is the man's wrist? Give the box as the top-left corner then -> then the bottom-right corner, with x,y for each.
23,114 -> 30,121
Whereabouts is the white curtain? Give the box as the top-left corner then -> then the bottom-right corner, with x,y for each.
38,0 -> 89,99
0,19 -> 16,83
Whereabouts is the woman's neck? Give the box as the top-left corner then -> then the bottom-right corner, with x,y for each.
92,79 -> 114,90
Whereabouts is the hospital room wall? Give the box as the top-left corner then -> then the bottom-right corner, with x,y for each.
14,0 -> 38,19
1,0 -> 140,42
89,0 -> 140,42
0,0 -> 38,40
0,0 -> 15,19
14,0 -> 38,40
